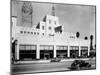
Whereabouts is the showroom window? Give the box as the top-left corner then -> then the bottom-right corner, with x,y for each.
56,46 -> 68,58
19,44 -> 37,60
56,46 -> 68,50
40,45 -> 54,50
81,46 -> 88,58
70,46 -> 79,58
19,44 -> 36,50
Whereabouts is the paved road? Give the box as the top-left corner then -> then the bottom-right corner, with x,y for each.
11,58 -> 96,74
12,61 -> 72,74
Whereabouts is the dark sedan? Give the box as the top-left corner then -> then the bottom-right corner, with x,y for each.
70,60 -> 91,70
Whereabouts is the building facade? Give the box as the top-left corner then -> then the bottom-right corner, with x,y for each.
12,14 -> 90,61
11,2 -> 90,61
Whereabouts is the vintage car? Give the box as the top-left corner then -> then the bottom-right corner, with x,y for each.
50,58 -> 61,62
70,60 -> 91,70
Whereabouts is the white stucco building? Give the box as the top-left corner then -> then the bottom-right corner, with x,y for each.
11,2 -> 90,61
12,14 -> 90,61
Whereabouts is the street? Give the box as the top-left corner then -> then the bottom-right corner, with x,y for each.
11,58 -> 96,74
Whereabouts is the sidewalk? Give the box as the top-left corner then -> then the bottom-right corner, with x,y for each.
14,58 -> 91,64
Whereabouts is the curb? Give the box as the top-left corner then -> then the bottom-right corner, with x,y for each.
14,58 -> 91,64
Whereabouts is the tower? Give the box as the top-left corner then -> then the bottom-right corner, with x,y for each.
22,2 -> 33,27
52,4 -> 55,16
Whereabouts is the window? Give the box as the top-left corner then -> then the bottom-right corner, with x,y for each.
37,32 -> 39,35
56,50 -> 67,58
19,45 -> 37,60
40,45 -> 54,50
63,46 -> 68,50
49,20 -> 51,24
20,31 -> 23,34
42,26 -> 44,30
56,46 -> 68,50
81,46 -> 88,50
70,50 -> 79,58
26,45 -> 31,50
28,32 -> 30,34
42,33 -> 44,35
31,45 -> 36,50
24,31 -> 26,34
81,50 -> 88,58
19,45 -> 25,50
19,45 -> 36,50
70,46 -> 79,50
31,32 -> 33,34
48,26 -> 52,30
34,32 -> 36,35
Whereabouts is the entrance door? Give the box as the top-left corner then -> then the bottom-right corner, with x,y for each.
81,50 -> 88,58
44,53 -> 50,59
56,50 -> 67,58
40,50 -> 53,59
70,50 -> 79,58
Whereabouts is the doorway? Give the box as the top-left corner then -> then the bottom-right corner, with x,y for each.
40,50 -> 53,59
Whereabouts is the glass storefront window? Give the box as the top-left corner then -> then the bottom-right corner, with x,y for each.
45,46 -> 49,50
40,45 -> 54,50
56,46 -> 68,50
49,46 -> 53,50
40,46 -> 44,50
19,50 -> 36,60
81,46 -> 88,58
56,46 -> 60,50
19,45 -> 25,50
81,46 -> 88,50
81,50 -> 88,58
60,46 -> 63,50
26,45 -> 31,50
19,44 -> 36,50
31,45 -> 36,50
56,50 -> 67,58
70,50 -> 79,58
70,46 -> 79,50
63,46 -> 66,50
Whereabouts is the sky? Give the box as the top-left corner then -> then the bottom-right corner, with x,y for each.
12,1 -> 96,44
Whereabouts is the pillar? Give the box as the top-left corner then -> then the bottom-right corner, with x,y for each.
15,41 -> 19,60
67,46 -> 70,57
79,46 -> 81,57
88,46 -> 90,56
54,45 -> 56,58
36,44 -> 40,59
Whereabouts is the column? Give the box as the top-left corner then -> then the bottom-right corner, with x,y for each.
79,46 -> 81,57
36,44 -> 40,59
15,42 -> 19,60
88,46 -> 90,56
67,46 -> 70,57
54,45 -> 56,58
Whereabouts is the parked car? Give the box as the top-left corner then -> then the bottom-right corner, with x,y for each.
70,60 -> 91,70
50,58 -> 61,62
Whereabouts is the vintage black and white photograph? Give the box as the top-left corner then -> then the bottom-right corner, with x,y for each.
11,0 -> 96,74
